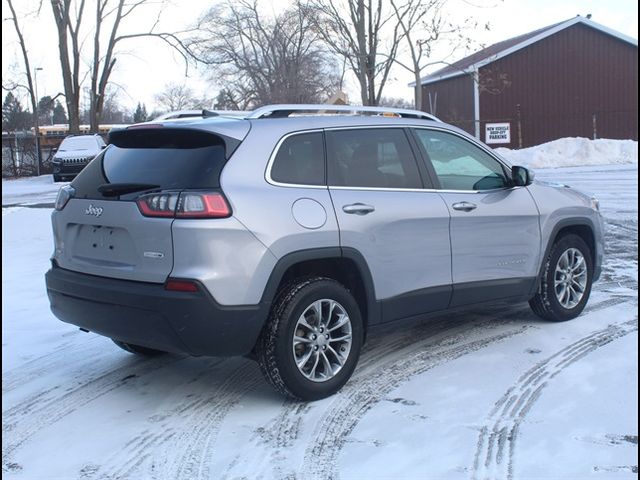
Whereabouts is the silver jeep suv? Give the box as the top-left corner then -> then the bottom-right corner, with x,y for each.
45,104 -> 604,400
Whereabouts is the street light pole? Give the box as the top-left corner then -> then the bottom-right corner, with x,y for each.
34,67 -> 43,176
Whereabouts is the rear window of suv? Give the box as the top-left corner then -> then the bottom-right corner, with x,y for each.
72,128 -> 228,199
270,131 -> 324,186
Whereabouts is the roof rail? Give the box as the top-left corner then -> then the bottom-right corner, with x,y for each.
152,109 -> 250,121
247,104 -> 440,121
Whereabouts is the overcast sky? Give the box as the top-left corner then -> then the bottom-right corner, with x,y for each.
2,0 -> 638,115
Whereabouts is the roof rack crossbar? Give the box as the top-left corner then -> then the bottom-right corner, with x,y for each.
247,104 -> 441,122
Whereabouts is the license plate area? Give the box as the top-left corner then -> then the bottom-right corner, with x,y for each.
71,224 -> 136,266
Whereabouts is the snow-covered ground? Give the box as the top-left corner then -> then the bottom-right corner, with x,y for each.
1,175 -> 70,206
2,165 -> 638,478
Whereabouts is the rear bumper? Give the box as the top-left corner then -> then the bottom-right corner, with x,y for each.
45,265 -> 267,356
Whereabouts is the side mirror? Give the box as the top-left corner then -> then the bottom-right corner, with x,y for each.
511,165 -> 535,187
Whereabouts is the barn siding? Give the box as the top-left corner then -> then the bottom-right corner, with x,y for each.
479,23 -> 638,148
421,75 -> 475,135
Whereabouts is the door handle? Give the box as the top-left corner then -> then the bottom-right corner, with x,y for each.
452,201 -> 477,212
342,203 -> 375,215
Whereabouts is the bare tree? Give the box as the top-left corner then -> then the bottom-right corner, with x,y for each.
5,0 -> 43,173
154,83 -> 205,112
48,0 -> 196,133
99,87 -> 130,123
307,0 -> 407,106
214,88 -> 245,111
193,0 -> 339,108
390,0 -> 485,110
50,0 -> 84,134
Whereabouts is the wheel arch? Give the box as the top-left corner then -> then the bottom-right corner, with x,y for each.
259,247 -> 381,331
535,217 -> 597,293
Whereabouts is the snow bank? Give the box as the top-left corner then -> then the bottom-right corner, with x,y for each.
495,137 -> 638,169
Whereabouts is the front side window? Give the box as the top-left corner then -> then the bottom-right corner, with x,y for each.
326,128 -> 422,189
270,132 -> 324,185
414,129 -> 508,191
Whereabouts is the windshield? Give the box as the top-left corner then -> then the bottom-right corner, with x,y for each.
59,136 -> 103,151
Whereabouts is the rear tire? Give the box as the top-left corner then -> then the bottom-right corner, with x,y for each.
256,277 -> 363,401
112,339 -> 166,356
529,234 -> 593,321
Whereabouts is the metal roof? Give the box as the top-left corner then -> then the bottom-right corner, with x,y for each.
412,16 -> 638,87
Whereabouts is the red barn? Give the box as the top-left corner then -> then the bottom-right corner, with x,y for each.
413,16 -> 638,148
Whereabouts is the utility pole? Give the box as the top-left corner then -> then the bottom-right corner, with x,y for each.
34,67 -> 43,176
516,104 -> 523,149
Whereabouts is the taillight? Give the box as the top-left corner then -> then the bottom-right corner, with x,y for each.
136,192 -> 178,217
165,279 -> 199,292
136,191 -> 231,218
176,192 -> 231,218
54,185 -> 75,211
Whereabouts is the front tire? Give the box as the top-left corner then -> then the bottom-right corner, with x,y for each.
529,234 -> 593,321
256,277 -> 363,401
112,339 -> 166,356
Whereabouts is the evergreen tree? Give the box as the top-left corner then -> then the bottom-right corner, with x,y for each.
133,102 -> 148,123
52,100 -> 68,124
37,96 -> 54,125
2,92 -> 31,132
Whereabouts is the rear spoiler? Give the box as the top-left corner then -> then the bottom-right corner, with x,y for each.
107,126 -> 242,159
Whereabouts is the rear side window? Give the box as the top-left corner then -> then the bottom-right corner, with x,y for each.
326,128 -> 422,189
72,128 -> 228,199
270,132 -> 324,185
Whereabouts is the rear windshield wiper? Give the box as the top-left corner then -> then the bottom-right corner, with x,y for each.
98,183 -> 161,197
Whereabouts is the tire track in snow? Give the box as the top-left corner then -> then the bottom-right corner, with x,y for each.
248,399 -> 313,480
159,361 -> 264,480
298,308 -> 533,480
85,356 -> 229,478
221,305 -> 514,479
471,314 -> 638,480
2,336 -> 105,394
92,358 -> 263,480
2,354 -> 182,472
295,296 -> 633,480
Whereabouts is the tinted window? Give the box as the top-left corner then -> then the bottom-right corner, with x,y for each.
270,132 -> 324,185
72,128 -> 228,199
414,129 -> 508,191
327,129 -> 422,188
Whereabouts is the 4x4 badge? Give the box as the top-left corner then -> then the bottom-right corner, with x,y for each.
85,204 -> 103,217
